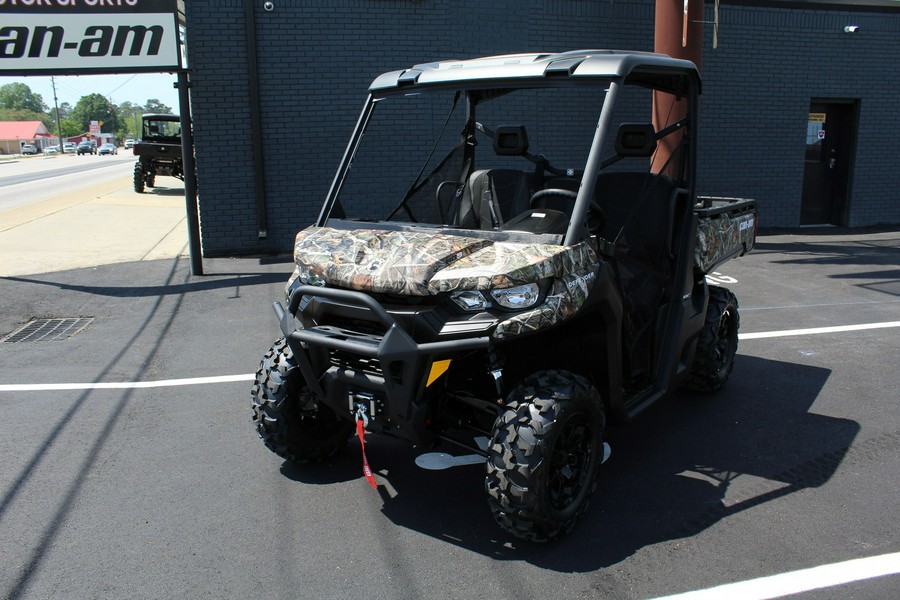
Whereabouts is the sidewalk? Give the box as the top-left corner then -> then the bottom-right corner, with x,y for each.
0,172 -> 189,277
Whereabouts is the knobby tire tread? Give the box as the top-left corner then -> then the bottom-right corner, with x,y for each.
251,338 -> 353,463
485,370 -> 605,542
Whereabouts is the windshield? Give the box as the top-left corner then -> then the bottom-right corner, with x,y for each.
143,117 -> 180,139
325,83 -> 611,229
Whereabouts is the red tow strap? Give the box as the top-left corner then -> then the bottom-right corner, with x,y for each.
356,418 -> 378,489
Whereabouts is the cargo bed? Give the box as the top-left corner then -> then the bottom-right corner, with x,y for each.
694,196 -> 757,273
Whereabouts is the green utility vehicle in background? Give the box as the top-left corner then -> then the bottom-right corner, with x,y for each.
251,50 -> 756,541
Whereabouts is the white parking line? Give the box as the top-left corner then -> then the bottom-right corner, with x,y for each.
650,551 -> 900,600
739,320 -> 900,340
0,373 -> 254,392
2,320 -> 899,392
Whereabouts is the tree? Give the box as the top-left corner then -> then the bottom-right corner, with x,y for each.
57,102 -> 72,121
70,93 -> 119,135
59,118 -> 82,138
0,82 -> 47,113
144,99 -> 173,115
0,108 -> 51,129
117,101 -> 143,138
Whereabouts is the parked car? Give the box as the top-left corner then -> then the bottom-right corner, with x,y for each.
124,139 -> 135,149
99,143 -> 118,156
44,145 -> 59,155
21,144 -> 38,155
63,142 -> 76,153
77,141 -> 96,155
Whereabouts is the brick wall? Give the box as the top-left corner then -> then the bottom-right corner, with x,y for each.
185,0 -> 900,255
698,3 -> 900,228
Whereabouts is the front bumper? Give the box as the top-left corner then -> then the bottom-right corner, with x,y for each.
275,285 -> 491,444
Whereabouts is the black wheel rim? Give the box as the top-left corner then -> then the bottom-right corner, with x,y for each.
547,413 -> 594,511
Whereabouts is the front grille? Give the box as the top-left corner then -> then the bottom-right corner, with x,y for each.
324,316 -> 387,337
370,292 -> 437,306
330,350 -> 383,377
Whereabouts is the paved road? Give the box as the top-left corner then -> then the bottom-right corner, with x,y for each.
0,224 -> 897,598
0,157 -> 131,188
1,153 -> 137,212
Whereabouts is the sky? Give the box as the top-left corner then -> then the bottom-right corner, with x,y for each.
0,72 -> 180,112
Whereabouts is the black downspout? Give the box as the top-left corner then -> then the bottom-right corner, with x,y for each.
244,0 -> 268,240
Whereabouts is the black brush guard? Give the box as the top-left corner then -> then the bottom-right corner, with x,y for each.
274,285 -> 491,444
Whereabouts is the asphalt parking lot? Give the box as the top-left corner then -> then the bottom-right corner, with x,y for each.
0,176 -> 898,598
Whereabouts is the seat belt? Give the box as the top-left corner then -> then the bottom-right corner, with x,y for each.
482,184 -> 502,229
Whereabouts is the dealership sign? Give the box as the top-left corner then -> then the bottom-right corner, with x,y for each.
0,0 -> 181,74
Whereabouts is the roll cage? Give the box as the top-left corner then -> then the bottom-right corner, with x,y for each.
317,50 -> 700,248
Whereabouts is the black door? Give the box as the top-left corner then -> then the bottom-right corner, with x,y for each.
800,101 -> 858,225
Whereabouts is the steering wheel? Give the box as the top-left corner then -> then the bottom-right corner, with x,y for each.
529,188 -> 605,233
529,188 -> 577,210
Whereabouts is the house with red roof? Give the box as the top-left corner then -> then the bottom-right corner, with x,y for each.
0,121 -> 53,155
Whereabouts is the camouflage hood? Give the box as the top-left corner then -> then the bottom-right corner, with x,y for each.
292,226 -> 598,296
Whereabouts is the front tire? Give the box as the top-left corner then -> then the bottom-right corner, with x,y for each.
684,286 -> 740,392
251,338 -> 354,463
486,370 -> 605,542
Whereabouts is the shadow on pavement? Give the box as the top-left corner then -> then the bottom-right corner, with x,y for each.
752,231 -> 900,298
275,353 -> 858,571
752,235 -> 900,268
1,271 -> 287,299
0,257 -> 193,598
137,186 -> 184,196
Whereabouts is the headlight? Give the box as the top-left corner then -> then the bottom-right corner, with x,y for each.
450,283 -> 541,312
285,267 -> 327,301
299,272 -> 327,287
490,283 -> 540,310
450,290 -> 490,312
294,265 -> 327,287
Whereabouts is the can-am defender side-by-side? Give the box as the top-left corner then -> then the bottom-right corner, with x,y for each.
251,50 -> 756,541
133,113 -> 183,193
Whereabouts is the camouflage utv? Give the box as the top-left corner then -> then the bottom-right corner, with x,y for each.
251,50 -> 756,541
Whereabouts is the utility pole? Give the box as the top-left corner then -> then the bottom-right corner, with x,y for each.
50,76 -> 64,151
653,0 -> 705,174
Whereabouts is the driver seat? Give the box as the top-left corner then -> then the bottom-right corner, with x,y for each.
457,169 -> 532,229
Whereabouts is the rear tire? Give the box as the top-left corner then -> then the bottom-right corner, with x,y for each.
485,370 -> 605,542
251,338 -> 354,463
134,164 -> 145,193
684,286 -> 740,392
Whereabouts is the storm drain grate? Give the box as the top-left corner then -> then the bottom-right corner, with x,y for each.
2,317 -> 95,343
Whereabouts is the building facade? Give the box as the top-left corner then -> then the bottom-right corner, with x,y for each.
184,0 -> 900,256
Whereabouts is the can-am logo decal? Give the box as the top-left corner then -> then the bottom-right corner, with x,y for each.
0,1 -> 180,73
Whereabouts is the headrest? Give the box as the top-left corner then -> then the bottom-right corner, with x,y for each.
615,123 -> 657,157
493,125 -> 529,156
